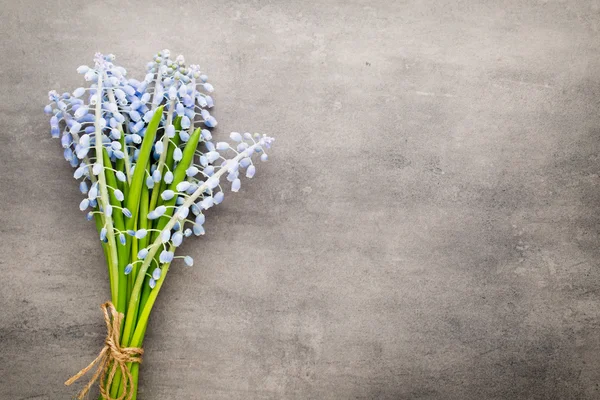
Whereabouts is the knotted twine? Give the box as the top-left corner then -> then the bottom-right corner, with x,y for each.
65,302 -> 143,400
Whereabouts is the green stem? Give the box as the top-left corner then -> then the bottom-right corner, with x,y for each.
94,72 -> 120,310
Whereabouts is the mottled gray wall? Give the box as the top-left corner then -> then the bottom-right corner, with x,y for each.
1,1 -> 600,399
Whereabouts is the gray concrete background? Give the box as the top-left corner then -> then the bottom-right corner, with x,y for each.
1,0 -> 600,399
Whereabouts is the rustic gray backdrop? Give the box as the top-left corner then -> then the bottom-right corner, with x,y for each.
1,1 -> 600,399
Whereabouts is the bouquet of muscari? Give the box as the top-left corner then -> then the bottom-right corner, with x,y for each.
45,51 -> 274,399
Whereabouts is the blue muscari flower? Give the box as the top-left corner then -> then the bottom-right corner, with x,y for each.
214,191 -> 224,204
176,181 -> 190,192
181,116 -> 191,129
161,190 -> 175,200
176,206 -> 189,219
184,228 -> 192,237
216,142 -> 229,151
138,248 -> 149,259
204,116 -> 217,128
195,213 -> 205,225
179,130 -> 190,142
164,171 -> 174,184
173,148 -> 182,161
146,175 -> 155,189
159,250 -> 174,263
201,129 -> 212,140
119,233 -> 126,245
149,278 -> 156,289
79,181 -> 88,194
122,207 -> 132,218
161,229 -> 171,243
240,157 -> 251,168
193,224 -> 205,236
87,212 -> 94,221
246,165 -> 256,178
152,268 -> 161,280
200,197 -> 213,210
127,229 -> 136,236
165,124 -> 175,138
172,232 -> 183,247
185,166 -> 198,177
100,227 -> 107,242
79,198 -> 90,211
203,82 -> 214,92
135,229 -> 147,239
152,169 -> 161,183
88,185 -> 98,200
124,264 -> 133,275
105,205 -> 113,217
232,178 -> 241,192
184,256 -> 194,266
114,189 -> 124,201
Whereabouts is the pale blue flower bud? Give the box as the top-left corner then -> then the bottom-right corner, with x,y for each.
176,181 -> 190,192
135,229 -> 148,239
184,228 -> 192,237
114,189 -> 124,201
138,248 -> 149,259
200,197 -> 213,210
246,165 -> 256,178
201,129 -> 212,140
164,171 -> 174,184
124,264 -> 133,275
159,250 -> 174,263
161,190 -> 175,200
165,124 -> 175,138
79,198 -> 90,211
173,148 -> 182,161
179,130 -> 190,142
240,157 -> 251,168
192,222 -> 205,236
172,232 -> 183,247
214,191 -> 224,204
184,256 -> 194,266
232,178 -> 241,192
216,142 -> 229,151
119,233 -> 126,245
146,176 -> 155,189
149,278 -> 156,289
203,83 -> 214,92
152,169 -> 161,183
79,181 -> 88,194
181,116 -> 191,129
152,268 -> 162,280
206,151 -> 220,163
100,227 -> 107,241
186,166 -> 198,177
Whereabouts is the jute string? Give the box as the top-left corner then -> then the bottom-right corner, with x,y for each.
65,302 -> 143,400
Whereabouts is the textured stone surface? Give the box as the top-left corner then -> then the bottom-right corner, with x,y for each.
1,1 -> 600,399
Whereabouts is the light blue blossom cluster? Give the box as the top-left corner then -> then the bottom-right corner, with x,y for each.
45,51 -> 274,292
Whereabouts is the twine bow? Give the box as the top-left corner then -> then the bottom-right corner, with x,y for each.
65,302 -> 143,400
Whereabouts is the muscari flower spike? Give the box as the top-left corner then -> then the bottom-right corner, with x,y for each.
45,50 -> 274,293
